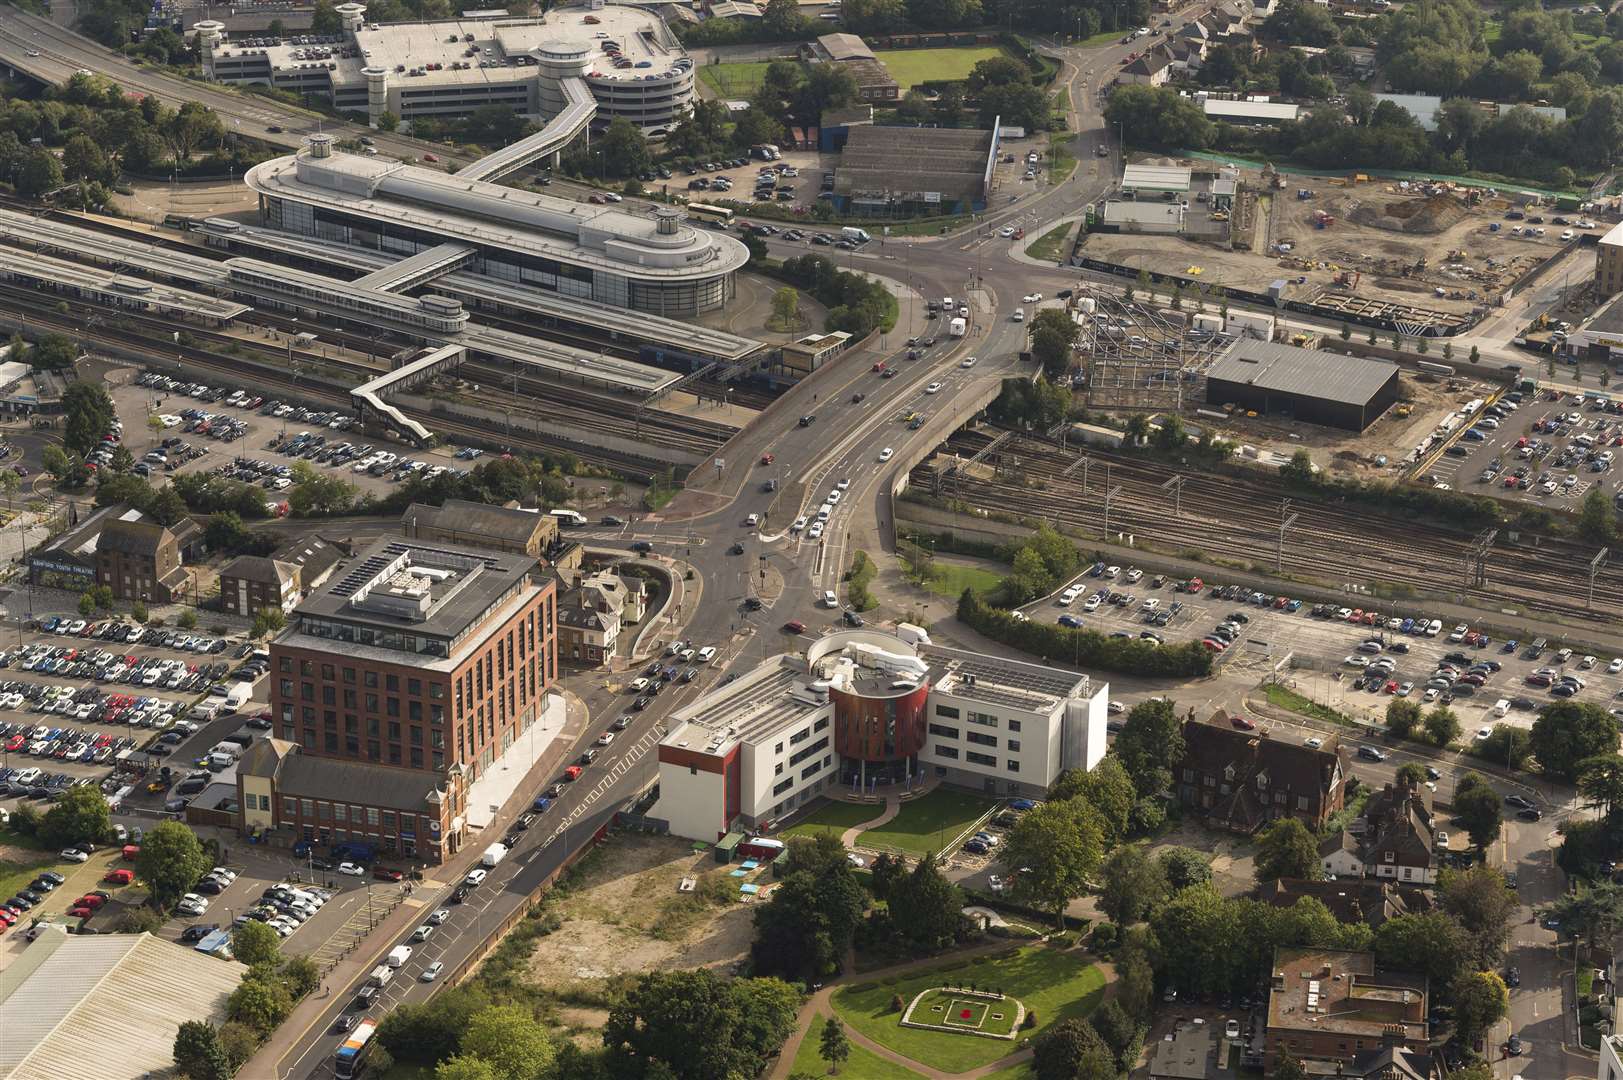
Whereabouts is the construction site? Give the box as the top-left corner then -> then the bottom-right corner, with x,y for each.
1081,165 -> 1575,330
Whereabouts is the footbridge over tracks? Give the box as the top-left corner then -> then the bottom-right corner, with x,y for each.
351,343 -> 466,445
353,243 -> 477,293
457,76 -> 596,183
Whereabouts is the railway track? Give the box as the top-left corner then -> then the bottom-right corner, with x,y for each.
0,204 -> 738,452
0,291 -> 673,476
924,430 -> 1623,627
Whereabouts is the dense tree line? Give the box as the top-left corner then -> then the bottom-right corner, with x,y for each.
776,253 -> 896,337
957,587 -> 1214,678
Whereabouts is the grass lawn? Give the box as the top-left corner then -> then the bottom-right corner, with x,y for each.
833,946 -> 1106,1072
0,845 -> 66,905
978,1064 -> 1037,1080
1076,27 -> 1128,46
697,60 -> 774,98
1265,683 -> 1354,728
859,787 -> 994,858
922,560 -> 1004,601
779,799 -> 888,841
792,1018 -> 924,1078
874,46 -> 1007,90
910,989 -> 1022,1038
1026,222 -> 1073,262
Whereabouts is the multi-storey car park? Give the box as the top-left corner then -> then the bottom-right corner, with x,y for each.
244,135 -> 750,317
196,3 -> 692,135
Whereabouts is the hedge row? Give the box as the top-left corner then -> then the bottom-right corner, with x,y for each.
957,589 -> 1213,679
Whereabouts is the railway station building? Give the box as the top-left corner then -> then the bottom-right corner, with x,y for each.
1205,339 -> 1400,431
244,137 -> 750,317
246,535 -> 559,864
653,629 -> 1109,842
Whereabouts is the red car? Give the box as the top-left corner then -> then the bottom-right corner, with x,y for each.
372,866 -> 404,882
103,868 -> 134,885
563,765 -> 583,782
74,895 -> 106,910
783,620 -> 805,634
760,453 -> 775,465
67,906 -> 94,920
872,361 -> 887,372
1230,715 -> 1256,730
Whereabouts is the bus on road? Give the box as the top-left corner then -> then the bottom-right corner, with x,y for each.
335,1019 -> 378,1078
685,203 -> 734,226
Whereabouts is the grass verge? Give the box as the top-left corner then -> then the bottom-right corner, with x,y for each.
1265,683 -> 1355,728
697,60 -> 774,98
831,947 -> 1105,1072
1025,223 -> 1074,263
919,560 -> 1004,601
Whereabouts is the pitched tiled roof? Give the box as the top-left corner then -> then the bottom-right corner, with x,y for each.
222,555 -> 298,588
97,519 -> 171,557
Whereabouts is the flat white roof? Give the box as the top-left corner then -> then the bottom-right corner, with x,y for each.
1121,164 -> 1192,191
1103,201 -> 1187,226
0,244 -> 250,319
1600,220 -> 1623,249
1202,98 -> 1298,121
245,149 -> 750,282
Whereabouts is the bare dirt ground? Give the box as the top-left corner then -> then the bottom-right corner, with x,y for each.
1207,368 -> 1502,478
1084,174 -> 1564,318
524,835 -> 759,990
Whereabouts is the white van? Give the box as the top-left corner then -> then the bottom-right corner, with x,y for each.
387,945 -> 413,968
817,503 -> 833,521
549,509 -> 587,527
823,590 -> 839,608
1493,699 -> 1511,717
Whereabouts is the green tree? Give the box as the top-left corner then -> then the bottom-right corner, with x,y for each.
1396,762 -> 1428,786
226,973 -> 293,1034
1033,1018 -> 1115,1080
1029,308 -> 1081,379
1374,911 -> 1471,985
1113,698 -> 1183,799
1385,699 -> 1422,739
109,444 -> 135,474
1002,798 -> 1105,925
1273,1047 -> 1308,1080
136,820 -> 211,911
1423,704 -> 1461,747
1279,448 -> 1318,485
1531,701 -> 1619,781
378,986 -> 492,1066
173,1020 -> 230,1080
1051,755 -> 1136,843
435,1057 -> 500,1080
40,785 -> 111,849
751,836 -> 866,981
592,117 -> 650,178
1451,970 -> 1509,1047
1098,844 -> 1168,926
887,853 -> 962,949
1090,998 -> 1145,1072
818,1018 -> 850,1075
287,460 -> 357,517
204,511 -> 250,553
62,381 -> 115,458
232,920 -> 282,969
459,1004 -> 556,1080
770,287 -> 800,331
1544,881 -> 1623,948
1441,864 -> 1519,968
1159,847 -> 1212,891
604,971 -> 798,1080
281,954 -> 321,999
1116,939 -> 1157,1020
1579,486 -> 1617,543
1254,818 -> 1319,883
1579,754 -> 1623,818
62,133 -> 109,183
1453,772 -> 1503,851
1480,724 -> 1533,769
17,147 -> 64,198
27,334 -> 78,372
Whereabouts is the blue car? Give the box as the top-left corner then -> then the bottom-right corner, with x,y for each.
1503,639 -> 1518,653
1400,618 -> 1414,633
1464,428 -> 1487,441
533,796 -> 553,812
1058,614 -> 1083,628
1008,798 -> 1038,811
41,617 -> 59,632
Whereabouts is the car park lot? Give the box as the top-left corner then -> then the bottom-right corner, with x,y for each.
1018,570 -> 1623,728
1426,386 -> 1623,510
0,618 -> 260,814
118,373 -> 475,502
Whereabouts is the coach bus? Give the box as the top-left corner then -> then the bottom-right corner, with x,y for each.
685,203 -> 734,227
335,1019 -> 378,1078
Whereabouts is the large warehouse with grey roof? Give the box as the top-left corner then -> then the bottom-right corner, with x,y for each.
1205,340 -> 1400,431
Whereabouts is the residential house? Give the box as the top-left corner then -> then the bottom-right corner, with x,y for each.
95,518 -> 188,603
1261,877 -> 1429,930
1175,713 -> 1347,834
579,568 -> 648,625
218,554 -> 300,617
1265,947 -> 1428,1070
1361,778 -> 1437,885
557,586 -> 620,666
1119,48 -> 1174,86
1342,1045 -> 1435,1080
